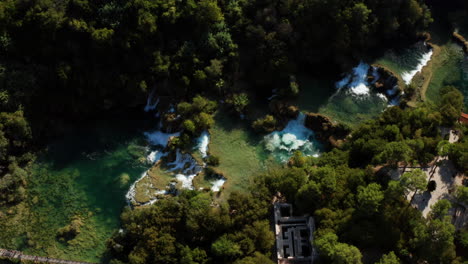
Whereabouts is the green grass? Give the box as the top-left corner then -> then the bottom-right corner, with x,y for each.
425,43 -> 465,104
208,111 -> 271,198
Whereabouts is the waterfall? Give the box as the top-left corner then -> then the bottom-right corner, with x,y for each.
144,90 -> 159,112
335,62 -> 372,96
144,130 -> 181,147
195,131 -> 210,158
211,178 -> 226,192
401,46 -> 433,85
168,150 -> 203,190
264,113 -> 321,162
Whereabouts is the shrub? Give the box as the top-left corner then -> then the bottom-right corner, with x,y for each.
183,119 -> 196,133
194,112 -> 214,130
227,93 -> 249,114
252,115 -> 277,133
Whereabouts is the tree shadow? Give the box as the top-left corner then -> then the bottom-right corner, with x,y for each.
412,191 -> 431,211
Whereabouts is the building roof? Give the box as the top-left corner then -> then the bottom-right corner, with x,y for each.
460,113 -> 468,124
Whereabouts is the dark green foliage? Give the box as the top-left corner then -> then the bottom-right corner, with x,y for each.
252,115 -> 277,134
346,106 -> 443,168
375,252 -> 400,264
0,110 -> 32,205
108,191 -> 272,264
447,126 -> 468,175
226,93 -> 249,114
439,86 -> 464,126
172,95 -> 218,149
357,183 -> 384,214
429,200 -> 451,220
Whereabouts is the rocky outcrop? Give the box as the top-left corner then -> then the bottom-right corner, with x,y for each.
304,113 -> 350,148
372,67 -> 400,94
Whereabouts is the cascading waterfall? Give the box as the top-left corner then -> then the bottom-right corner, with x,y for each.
264,112 -> 322,162
126,96 -> 226,205
168,150 -> 204,190
196,131 -> 210,158
211,178 -> 227,192
335,62 -> 373,96
401,44 -> 433,85
333,62 -> 401,108
144,130 -> 181,147
144,90 -> 160,112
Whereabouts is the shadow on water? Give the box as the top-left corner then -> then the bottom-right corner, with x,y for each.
292,75 -> 336,113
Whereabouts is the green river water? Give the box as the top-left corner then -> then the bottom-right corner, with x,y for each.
0,119 -> 151,262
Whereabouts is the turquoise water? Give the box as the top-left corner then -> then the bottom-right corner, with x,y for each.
16,119 -> 150,262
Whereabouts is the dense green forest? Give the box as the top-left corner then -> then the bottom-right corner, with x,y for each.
1,0 -> 468,263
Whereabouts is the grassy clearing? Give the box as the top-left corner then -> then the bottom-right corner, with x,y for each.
425,42 -> 464,104
208,111 -> 271,198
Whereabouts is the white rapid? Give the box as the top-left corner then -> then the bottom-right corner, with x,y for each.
168,150 -> 204,190
196,131 -> 210,158
334,62 -> 399,107
211,178 -> 226,192
335,62 -> 374,96
264,113 -> 321,162
401,46 -> 433,85
144,130 -> 181,147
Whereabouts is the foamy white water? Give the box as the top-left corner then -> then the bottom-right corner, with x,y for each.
401,48 -> 433,85
264,113 -> 321,162
125,171 -> 148,204
167,150 -> 203,189
336,62 -> 372,96
196,131 -> 210,158
144,130 -> 181,147
377,93 -> 387,101
147,150 -> 164,163
211,178 -> 226,192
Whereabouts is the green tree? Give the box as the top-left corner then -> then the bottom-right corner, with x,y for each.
233,252 -> 274,264
375,252 -> 400,264
211,235 -> 242,259
228,93 -> 249,114
430,200 -> 451,220
400,169 -> 427,195
194,112 -> 214,130
252,115 -> 277,133
197,0 -> 224,24
374,141 -> 412,167
439,86 -> 464,126
315,231 -> 362,264
455,186 -> 468,205
357,183 -> 384,214
183,119 -> 196,133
